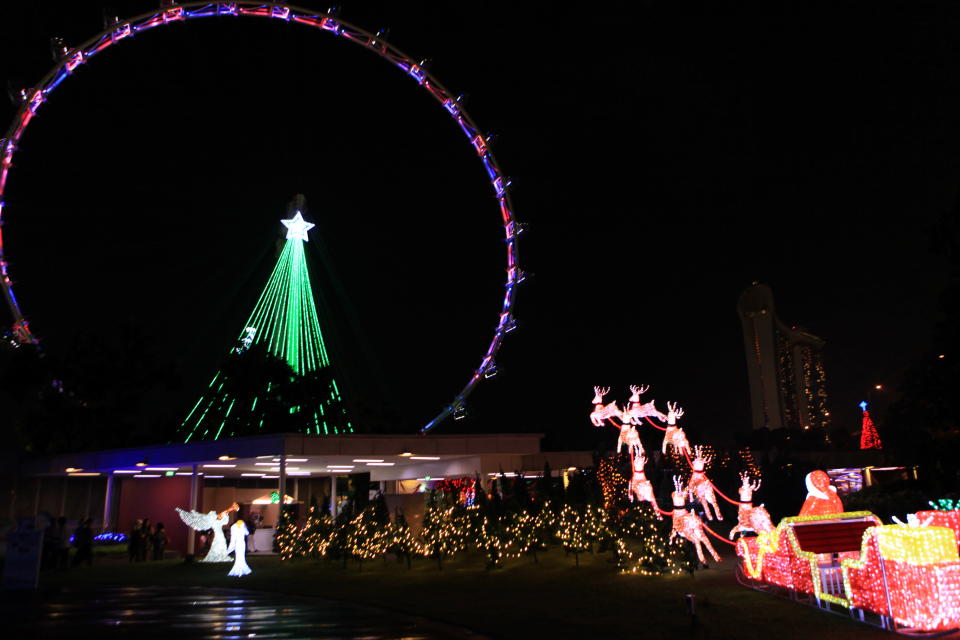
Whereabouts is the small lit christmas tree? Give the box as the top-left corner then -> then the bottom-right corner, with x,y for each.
274,507 -> 299,559
557,503 -> 608,567
345,493 -> 391,569
612,504 -> 691,576
346,511 -> 388,569
326,499 -> 357,567
300,504 -> 333,559
859,401 -> 882,450
420,490 -> 465,569
387,509 -> 420,569
508,505 -> 553,563
467,476 -> 512,568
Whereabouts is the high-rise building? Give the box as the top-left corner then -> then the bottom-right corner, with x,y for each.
737,283 -> 830,431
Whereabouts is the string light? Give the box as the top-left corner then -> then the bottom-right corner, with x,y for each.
929,499 -> 960,512
181,211 -> 352,442
270,485 -> 692,578
556,503 -> 609,566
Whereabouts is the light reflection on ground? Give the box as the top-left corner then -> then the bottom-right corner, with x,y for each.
3,585 -> 486,639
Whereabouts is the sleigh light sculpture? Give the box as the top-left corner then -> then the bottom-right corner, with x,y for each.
737,510 -> 960,633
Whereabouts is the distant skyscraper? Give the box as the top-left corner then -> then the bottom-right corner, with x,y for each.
737,283 -> 830,431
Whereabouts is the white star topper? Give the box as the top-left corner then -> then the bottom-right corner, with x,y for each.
281,212 -> 315,242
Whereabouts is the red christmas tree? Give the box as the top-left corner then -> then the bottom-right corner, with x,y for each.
859,403 -> 882,450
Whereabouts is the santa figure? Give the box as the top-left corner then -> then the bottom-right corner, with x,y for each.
798,470 -> 844,517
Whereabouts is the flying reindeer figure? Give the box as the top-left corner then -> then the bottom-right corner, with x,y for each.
661,402 -> 691,456
590,386 -> 621,427
688,446 -> 723,521
669,476 -> 721,565
728,473 -> 774,539
617,404 -> 645,460
628,453 -> 662,518
625,384 -> 668,424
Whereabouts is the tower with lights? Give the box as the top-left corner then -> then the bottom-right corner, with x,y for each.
737,283 -> 830,431
181,203 -> 351,441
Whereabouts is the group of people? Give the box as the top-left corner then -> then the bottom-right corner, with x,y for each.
127,518 -> 168,562
43,517 -> 94,570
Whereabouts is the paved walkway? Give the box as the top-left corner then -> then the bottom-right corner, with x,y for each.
3,585 -> 487,639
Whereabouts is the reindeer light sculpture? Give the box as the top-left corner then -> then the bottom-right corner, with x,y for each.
625,384 -> 668,424
669,476 -> 721,565
628,454 -> 662,518
661,402 -> 691,456
688,446 -> 723,521
617,405 -> 645,460
589,386 -> 620,427
728,473 -> 774,539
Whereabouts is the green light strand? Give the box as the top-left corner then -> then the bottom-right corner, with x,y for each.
181,228 -> 350,441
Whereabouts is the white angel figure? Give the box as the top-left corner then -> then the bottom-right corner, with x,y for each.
175,503 -> 238,563
226,520 -> 252,577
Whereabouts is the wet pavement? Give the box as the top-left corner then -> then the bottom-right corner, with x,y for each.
2,585 -> 487,639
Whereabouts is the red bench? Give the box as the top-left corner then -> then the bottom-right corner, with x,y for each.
792,518 -> 875,554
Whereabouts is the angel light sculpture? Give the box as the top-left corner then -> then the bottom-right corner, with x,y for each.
226,519 -> 252,577
176,502 -> 239,562
688,446 -> 723,521
728,473 -> 774,539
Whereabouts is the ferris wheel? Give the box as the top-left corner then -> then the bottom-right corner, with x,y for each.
0,2 -> 525,433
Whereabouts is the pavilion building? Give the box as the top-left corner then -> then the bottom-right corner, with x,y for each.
2,432 -> 590,556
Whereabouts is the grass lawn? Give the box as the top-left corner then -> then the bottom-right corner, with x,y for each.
40,547 -> 891,640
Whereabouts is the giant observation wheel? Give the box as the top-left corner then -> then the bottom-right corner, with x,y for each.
0,1 -> 524,433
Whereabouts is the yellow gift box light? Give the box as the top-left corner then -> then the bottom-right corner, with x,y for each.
876,526 -> 959,565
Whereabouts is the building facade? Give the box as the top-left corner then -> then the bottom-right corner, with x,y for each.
1,432 -> 592,556
737,283 -> 830,431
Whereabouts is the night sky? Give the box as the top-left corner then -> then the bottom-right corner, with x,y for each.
0,2 -> 954,450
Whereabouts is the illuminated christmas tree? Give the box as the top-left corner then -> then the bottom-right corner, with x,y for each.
300,504 -> 333,559
612,505 -> 691,576
387,509 -> 420,569
345,493 -> 391,568
326,499 -> 357,567
859,401 -> 882,450
467,477 -> 511,568
420,490 -> 465,569
274,508 -> 299,559
182,205 -> 351,441
557,503 -> 608,567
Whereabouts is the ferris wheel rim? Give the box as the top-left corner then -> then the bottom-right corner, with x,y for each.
0,0 -> 522,434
